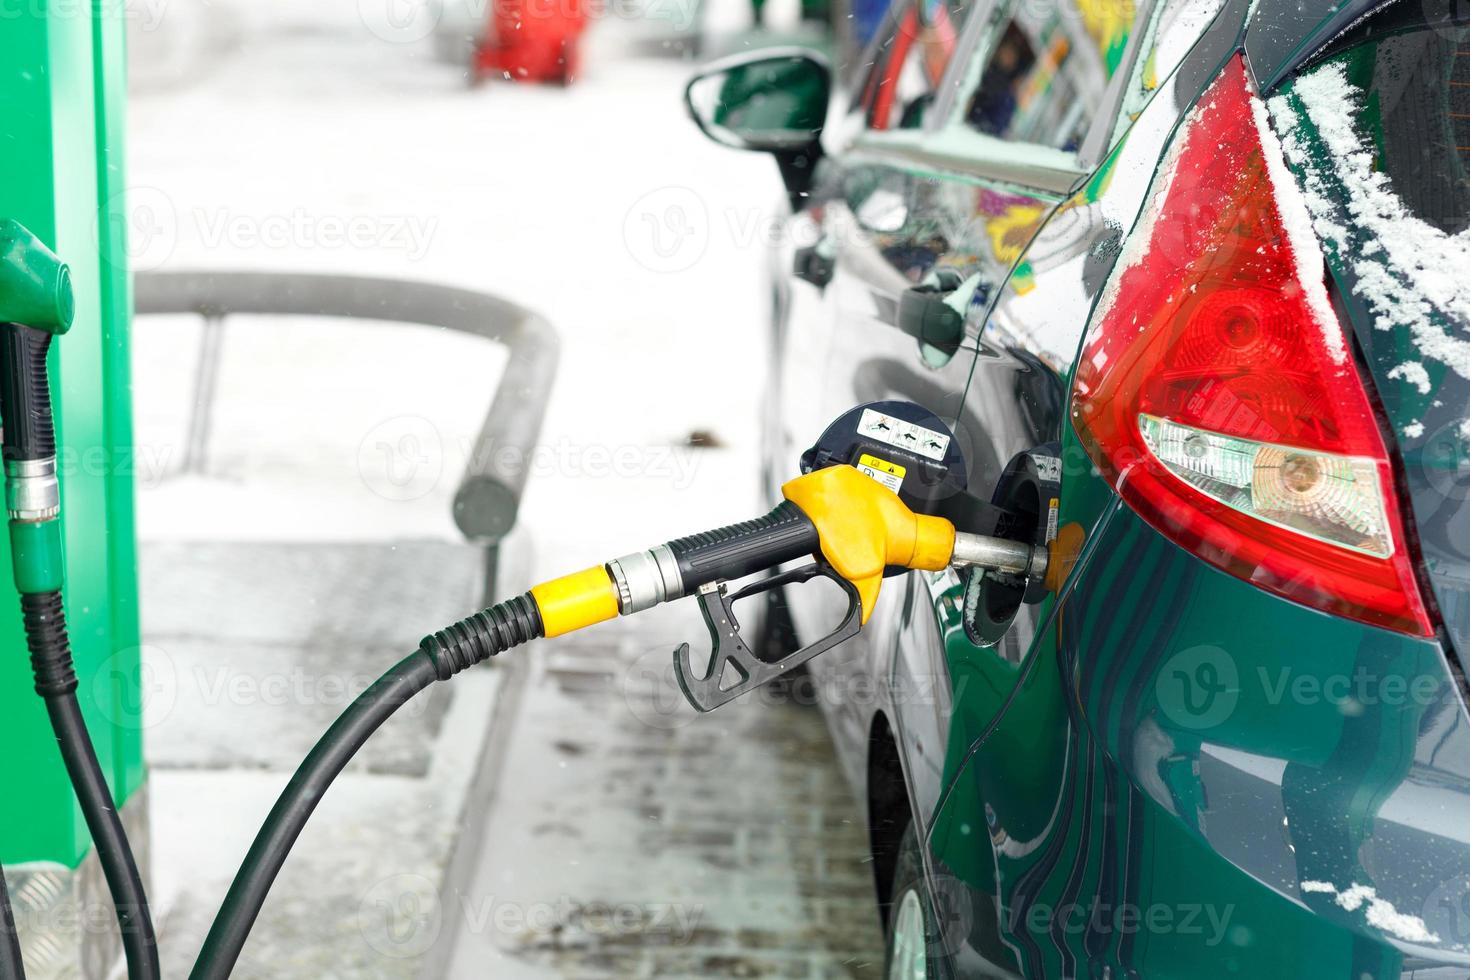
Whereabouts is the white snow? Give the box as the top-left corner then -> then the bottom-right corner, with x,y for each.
1248,88 -> 1347,364
1334,883 -> 1377,911
1298,880 -> 1441,944
128,0 -> 777,561
1269,63 -> 1470,391
1388,361 -> 1433,395
1091,70 -> 1349,367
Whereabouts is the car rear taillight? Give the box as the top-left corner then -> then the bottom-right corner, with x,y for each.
1070,56 -> 1433,636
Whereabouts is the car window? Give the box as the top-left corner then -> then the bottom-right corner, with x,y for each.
1107,0 -> 1226,142
959,0 -> 1134,152
860,0 -> 974,131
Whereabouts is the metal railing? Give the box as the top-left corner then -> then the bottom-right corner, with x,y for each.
133,271 -> 559,979
135,270 -> 560,545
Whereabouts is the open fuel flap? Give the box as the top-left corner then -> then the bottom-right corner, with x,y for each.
955,445 -> 1061,647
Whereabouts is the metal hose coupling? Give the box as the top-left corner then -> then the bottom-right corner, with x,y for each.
6,456 -> 59,522
606,544 -> 683,614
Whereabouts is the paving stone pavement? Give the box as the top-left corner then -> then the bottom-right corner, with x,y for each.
445,603 -> 888,979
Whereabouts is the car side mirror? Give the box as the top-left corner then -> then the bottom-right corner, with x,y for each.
684,48 -> 830,208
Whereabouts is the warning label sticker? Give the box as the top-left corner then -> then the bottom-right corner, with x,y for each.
857,409 -> 950,462
857,453 -> 906,494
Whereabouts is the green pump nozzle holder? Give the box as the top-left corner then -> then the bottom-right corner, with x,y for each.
0,219 -> 75,335
0,219 -> 74,595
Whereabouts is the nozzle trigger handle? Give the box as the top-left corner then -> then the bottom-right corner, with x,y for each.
673,563 -> 862,713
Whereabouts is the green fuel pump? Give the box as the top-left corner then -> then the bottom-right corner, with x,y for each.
0,222 -> 160,980
0,222 -> 72,980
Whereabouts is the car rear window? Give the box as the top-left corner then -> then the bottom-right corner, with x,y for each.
1266,0 -> 1470,438
1306,0 -> 1470,234
1266,0 -> 1470,663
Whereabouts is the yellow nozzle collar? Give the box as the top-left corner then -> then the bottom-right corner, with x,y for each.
782,466 -> 955,623
531,565 -> 620,637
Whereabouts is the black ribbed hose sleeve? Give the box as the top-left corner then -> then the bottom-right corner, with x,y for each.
22,592 -> 159,980
0,326 -> 54,463
666,500 -> 820,592
419,592 -> 543,679
189,593 -> 543,980
0,863 -> 25,980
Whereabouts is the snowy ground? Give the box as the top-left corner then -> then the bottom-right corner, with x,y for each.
127,1 -> 882,976
442,608 -> 885,979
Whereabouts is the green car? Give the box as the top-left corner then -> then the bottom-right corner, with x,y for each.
687,0 -> 1470,975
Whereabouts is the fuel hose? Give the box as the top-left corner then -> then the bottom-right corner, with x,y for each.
189,504 -> 828,977
189,482 -> 1039,977
188,509 -> 817,978
188,595 -> 544,980
1,323 -> 161,980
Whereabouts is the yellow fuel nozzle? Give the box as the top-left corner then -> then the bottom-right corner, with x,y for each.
446,451 -> 1050,715
781,465 -> 954,623
421,458 -> 1053,715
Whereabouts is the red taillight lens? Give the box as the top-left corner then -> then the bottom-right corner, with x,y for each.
1071,56 -> 1433,636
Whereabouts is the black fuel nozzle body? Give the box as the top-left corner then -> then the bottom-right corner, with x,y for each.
1,324 -> 57,464
0,220 -> 73,594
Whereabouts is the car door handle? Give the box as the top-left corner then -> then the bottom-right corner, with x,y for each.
896,269 -> 983,354
793,239 -> 836,289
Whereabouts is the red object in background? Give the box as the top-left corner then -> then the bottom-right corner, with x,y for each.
474,0 -> 590,85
